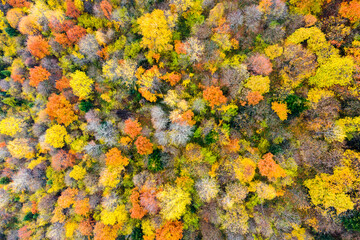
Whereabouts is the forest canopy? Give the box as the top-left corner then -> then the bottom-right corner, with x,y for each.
0,0 -> 360,239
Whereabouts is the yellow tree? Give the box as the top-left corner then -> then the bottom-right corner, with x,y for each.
304,167 -> 357,214
137,9 -> 172,53
70,71 -> 94,99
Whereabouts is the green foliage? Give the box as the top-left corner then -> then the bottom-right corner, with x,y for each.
78,100 -> 93,112
284,94 -> 309,117
341,211 -> 360,232
147,149 -> 163,172
0,177 -> 10,184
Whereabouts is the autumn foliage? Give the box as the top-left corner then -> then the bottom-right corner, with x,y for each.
155,220 -> 184,240
124,119 -> 142,139
203,86 -> 227,109
135,136 -> 153,155
105,148 -> 129,167
130,187 -> 148,219
29,66 -> 51,87
46,94 -> 78,126
258,153 -> 287,181
27,35 -> 50,59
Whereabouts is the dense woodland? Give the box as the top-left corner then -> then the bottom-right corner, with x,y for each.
0,0 -> 360,239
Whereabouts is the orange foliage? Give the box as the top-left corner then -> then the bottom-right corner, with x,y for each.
175,40 -> 186,54
271,101 -> 290,121
79,219 -> 93,236
105,148 -> 129,167
31,200 -> 37,214
258,153 -> 287,181
140,187 -> 160,214
8,0 -> 30,8
18,226 -> 32,240
18,16 -> 40,35
29,66 -> 51,87
51,149 -> 76,171
339,0 -> 360,24
246,91 -> 264,106
100,0 -> 112,20
57,188 -> 78,209
54,33 -> 72,48
135,136 -> 153,155
161,72 -> 182,86
6,9 -> 25,29
74,198 -> 90,216
94,222 -> 120,240
97,47 -> 109,60
55,76 -> 71,91
66,25 -> 87,43
130,187 -> 148,219
27,35 -> 50,59
124,119 -> 142,139
179,110 -> 196,126
155,220 -> 184,240
203,86 -> 227,109
46,93 -> 78,126
66,0 -> 81,18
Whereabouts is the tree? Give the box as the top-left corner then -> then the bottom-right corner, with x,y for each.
57,188 -> 78,209
69,165 -> 86,180
234,157 -> 257,183
304,167 -> 356,214
130,187 -> 148,219
203,86 -> 227,109
258,153 -> 287,181
0,117 -> 23,137
6,8 -> 25,29
45,124 -> 69,148
100,0 -> 112,20
51,150 -> 75,171
105,148 -> 129,167
271,101 -> 290,121
246,91 -> 264,106
7,138 -> 35,159
135,136 -> 153,155
94,222 -> 119,240
245,75 -> 270,95
247,53 -> 273,76
309,55 -> 355,88
66,0 -> 81,19
8,0 -> 31,8
55,76 -> 71,91
124,119 -> 142,139
289,0 -> 326,15
66,25 -> 87,44
27,35 -> 50,59
29,66 -> 51,87
155,221 -> 184,240
195,178 -> 219,203
137,9 -> 173,53
46,94 -> 78,126
74,198 -> 90,216
157,185 -> 191,220
339,0 -> 360,24
161,72 -> 182,86
70,70 -> 94,99
140,187 -> 160,214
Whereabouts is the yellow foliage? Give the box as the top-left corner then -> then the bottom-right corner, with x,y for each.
264,44 -> 283,60
66,221 -> 78,238
28,156 -> 46,170
304,167 -> 356,214
256,182 -> 277,200
0,117 -> 23,137
137,9 -> 172,53
70,71 -> 94,99
234,157 -> 256,183
69,165 -> 86,180
100,166 -> 123,189
307,88 -> 334,103
245,75 -> 270,95
45,124 -> 69,148
101,204 -> 128,226
157,185 -> 191,220
7,138 -> 35,159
